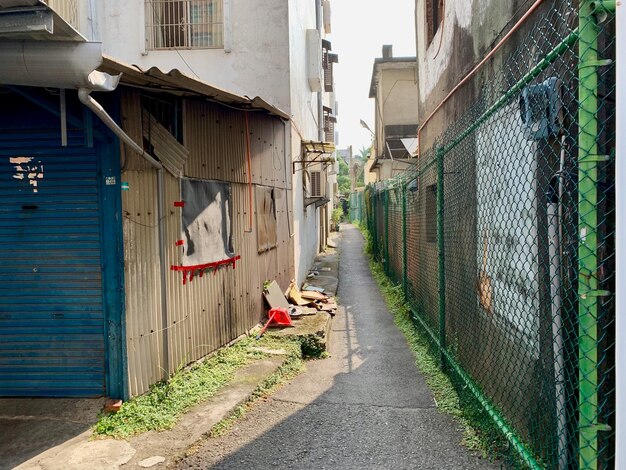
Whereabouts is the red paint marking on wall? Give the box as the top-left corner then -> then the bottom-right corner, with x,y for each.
171,255 -> 241,285
174,201 -> 185,207
175,240 -> 184,246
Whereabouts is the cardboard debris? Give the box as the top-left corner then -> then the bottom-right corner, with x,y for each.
300,306 -> 319,316
263,281 -> 291,310
301,290 -> 328,301
327,240 -> 337,248
287,281 -> 312,306
302,284 -> 325,293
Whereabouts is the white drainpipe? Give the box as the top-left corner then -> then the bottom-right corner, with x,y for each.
78,88 -> 162,170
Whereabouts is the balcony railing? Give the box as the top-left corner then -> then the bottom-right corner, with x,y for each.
46,0 -> 81,31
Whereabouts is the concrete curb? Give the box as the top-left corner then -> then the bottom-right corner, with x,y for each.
12,356 -> 288,470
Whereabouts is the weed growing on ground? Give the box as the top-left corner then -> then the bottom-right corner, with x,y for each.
94,335 -> 284,438
367,258 -> 507,461
208,333 -> 330,438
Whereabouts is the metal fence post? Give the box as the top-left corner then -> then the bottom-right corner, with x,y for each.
402,182 -> 408,300
578,1 -> 614,467
384,188 -> 390,274
436,147 -> 446,367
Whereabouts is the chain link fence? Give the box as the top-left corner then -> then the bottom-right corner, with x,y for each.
361,1 -> 615,468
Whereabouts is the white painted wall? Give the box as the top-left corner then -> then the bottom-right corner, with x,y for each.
476,102 -> 540,356
97,0 -> 292,112
288,0 -> 328,285
373,63 -> 418,159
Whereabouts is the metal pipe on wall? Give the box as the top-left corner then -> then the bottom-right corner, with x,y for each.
316,0 -> 324,142
548,138 -> 567,468
157,168 -> 169,376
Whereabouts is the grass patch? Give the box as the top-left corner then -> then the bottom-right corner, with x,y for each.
367,258 -> 507,461
94,335 -> 295,438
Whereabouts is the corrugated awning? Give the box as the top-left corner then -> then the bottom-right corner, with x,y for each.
302,140 -> 335,154
99,56 -> 291,120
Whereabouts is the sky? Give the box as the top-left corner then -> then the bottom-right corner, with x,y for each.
330,0 -> 416,154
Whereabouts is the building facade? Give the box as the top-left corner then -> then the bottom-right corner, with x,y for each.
0,0 -> 336,398
367,45 -> 418,182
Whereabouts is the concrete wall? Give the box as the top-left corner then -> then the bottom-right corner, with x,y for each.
288,0 -> 329,285
373,63 -> 418,159
413,0 -> 571,449
94,0 -> 292,113
414,0 -> 544,149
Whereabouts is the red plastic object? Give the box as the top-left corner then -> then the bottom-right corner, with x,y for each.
268,307 -> 293,327
256,307 -> 292,339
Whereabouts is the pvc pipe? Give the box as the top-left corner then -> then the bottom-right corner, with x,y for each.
548,153 -> 567,469
615,1 -> 625,468
77,88 -> 162,170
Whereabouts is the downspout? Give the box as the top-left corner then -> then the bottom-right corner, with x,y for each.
78,88 -> 162,170
78,88 -> 170,377
316,0 -> 324,142
283,120 -> 294,238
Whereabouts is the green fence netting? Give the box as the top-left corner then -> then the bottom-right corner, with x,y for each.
349,191 -> 365,224
362,1 -> 615,468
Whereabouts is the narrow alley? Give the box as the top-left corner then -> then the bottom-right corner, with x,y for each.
177,225 -> 496,470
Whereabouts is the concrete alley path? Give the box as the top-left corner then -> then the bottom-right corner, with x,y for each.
177,225 -> 497,470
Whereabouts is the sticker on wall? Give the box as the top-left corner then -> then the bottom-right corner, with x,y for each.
10,156 -> 43,193
121,182 -> 130,191
105,176 -> 117,186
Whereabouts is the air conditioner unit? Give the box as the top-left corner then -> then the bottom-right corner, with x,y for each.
306,29 -> 323,92
310,170 -> 322,197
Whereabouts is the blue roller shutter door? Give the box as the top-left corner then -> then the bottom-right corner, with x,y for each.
0,128 -> 106,397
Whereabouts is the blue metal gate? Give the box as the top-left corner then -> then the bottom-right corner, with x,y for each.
0,122 -> 106,397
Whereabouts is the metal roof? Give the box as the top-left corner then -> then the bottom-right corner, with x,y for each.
99,56 -> 291,120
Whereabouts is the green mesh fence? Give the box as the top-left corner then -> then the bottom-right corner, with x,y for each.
362,2 -> 615,468
349,191 -> 365,224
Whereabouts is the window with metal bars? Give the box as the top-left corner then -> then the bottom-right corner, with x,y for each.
323,106 -> 336,143
322,40 -> 337,92
425,0 -> 444,45
145,0 -> 224,49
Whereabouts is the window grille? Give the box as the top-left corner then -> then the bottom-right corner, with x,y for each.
47,0 -> 80,31
322,40 -> 334,92
323,106 -> 336,143
145,0 -> 224,49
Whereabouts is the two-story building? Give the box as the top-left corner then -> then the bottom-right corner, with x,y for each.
367,45 -> 418,182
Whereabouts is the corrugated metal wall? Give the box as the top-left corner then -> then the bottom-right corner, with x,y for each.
120,89 -> 294,396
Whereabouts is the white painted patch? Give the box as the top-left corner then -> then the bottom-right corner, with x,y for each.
10,157 -> 44,193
